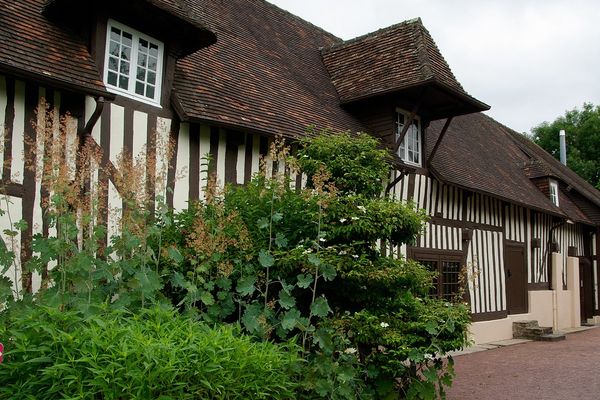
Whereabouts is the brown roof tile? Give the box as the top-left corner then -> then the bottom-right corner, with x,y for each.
320,18 -> 487,113
429,113 -> 600,224
173,0 -> 366,138
0,0 -> 107,96
509,131 -> 600,208
428,113 -> 565,216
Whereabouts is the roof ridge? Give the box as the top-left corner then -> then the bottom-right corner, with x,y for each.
321,17 -> 422,54
413,21 -> 434,81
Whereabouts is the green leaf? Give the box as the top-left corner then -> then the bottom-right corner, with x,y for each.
296,273 -> 313,289
258,249 -> 274,268
170,272 -> 186,289
215,277 -> 232,291
257,217 -> 269,230
425,321 -> 439,336
242,304 -> 262,334
307,253 -> 321,267
272,212 -> 283,223
310,297 -> 331,317
200,291 -> 215,306
236,276 -> 256,296
320,263 -> 336,281
274,232 -> 288,248
446,318 -> 456,333
167,247 -> 184,264
313,328 -> 334,353
281,308 -> 301,331
278,290 -> 295,309
0,276 -> 13,301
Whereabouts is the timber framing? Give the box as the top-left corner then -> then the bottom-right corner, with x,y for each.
1,0 -> 600,335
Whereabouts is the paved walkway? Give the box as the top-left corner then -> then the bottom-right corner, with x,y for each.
446,327 -> 600,400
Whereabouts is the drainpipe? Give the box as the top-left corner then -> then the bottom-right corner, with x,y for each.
559,129 -> 567,166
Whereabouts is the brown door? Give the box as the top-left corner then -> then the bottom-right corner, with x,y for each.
579,257 -> 594,322
504,243 -> 528,314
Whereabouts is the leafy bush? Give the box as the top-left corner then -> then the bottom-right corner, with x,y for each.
0,304 -> 300,399
0,114 -> 470,399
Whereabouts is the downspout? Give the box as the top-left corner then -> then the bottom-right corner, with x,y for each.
543,218 -> 574,332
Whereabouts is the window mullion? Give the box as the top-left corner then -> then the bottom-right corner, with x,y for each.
129,34 -> 139,94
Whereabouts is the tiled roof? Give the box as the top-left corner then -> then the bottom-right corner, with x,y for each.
320,18 -> 487,112
509,131 -> 600,208
428,112 -> 600,223
427,113 -> 565,216
0,0 -> 107,96
173,0 -> 366,138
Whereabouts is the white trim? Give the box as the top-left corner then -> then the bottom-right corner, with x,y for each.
103,19 -> 164,107
395,107 -> 422,167
549,180 -> 559,206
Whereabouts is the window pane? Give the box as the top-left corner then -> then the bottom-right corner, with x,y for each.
120,60 -> 129,75
137,67 -> 146,81
139,38 -> 148,50
148,56 -> 158,72
441,261 -> 461,301
138,53 -> 147,68
108,57 -> 118,72
110,27 -> 120,41
149,44 -> 159,58
146,85 -> 155,99
122,32 -> 132,47
135,81 -> 144,95
121,46 -> 131,61
147,71 -> 156,85
119,75 -> 129,89
109,41 -> 119,57
107,71 -> 117,86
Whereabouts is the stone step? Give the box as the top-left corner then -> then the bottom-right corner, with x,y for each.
512,320 -> 539,330
513,320 -> 557,340
538,333 -> 566,342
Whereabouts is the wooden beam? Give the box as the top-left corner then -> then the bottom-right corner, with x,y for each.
385,169 -> 407,196
393,100 -> 422,154
426,117 -> 453,167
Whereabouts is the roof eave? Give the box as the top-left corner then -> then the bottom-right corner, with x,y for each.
339,79 -> 489,120
43,0 -> 217,58
0,63 -> 115,100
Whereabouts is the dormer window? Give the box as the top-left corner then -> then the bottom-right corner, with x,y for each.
104,20 -> 164,106
395,108 -> 421,166
549,180 -> 559,206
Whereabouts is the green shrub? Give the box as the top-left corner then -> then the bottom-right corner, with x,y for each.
0,304 -> 300,399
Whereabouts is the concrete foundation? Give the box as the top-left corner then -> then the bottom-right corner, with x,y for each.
469,253 -> 581,344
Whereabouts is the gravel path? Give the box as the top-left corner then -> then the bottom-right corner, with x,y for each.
446,328 -> 600,400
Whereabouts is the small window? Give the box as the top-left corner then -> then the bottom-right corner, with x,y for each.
104,20 -> 164,106
549,180 -> 559,206
395,108 -> 421,166
412,250 -> 463,301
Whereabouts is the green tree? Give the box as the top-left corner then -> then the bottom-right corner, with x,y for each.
531,103 -> 600,188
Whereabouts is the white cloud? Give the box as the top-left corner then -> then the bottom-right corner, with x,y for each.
269,0 -> 600,133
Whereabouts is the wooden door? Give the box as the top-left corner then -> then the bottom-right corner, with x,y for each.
579,257 -> 594,322
504,243 -> 528,314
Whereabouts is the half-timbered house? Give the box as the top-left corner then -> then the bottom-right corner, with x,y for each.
1,0 -> 599,344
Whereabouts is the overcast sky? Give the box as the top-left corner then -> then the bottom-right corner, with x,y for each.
269,0 -> 600,135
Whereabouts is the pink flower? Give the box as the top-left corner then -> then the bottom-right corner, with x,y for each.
0,343 -> 4,364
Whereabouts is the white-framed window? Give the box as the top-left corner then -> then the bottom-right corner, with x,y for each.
549,180 -> 559,206
395,108 -> 421,166
103,19 -> 164,106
